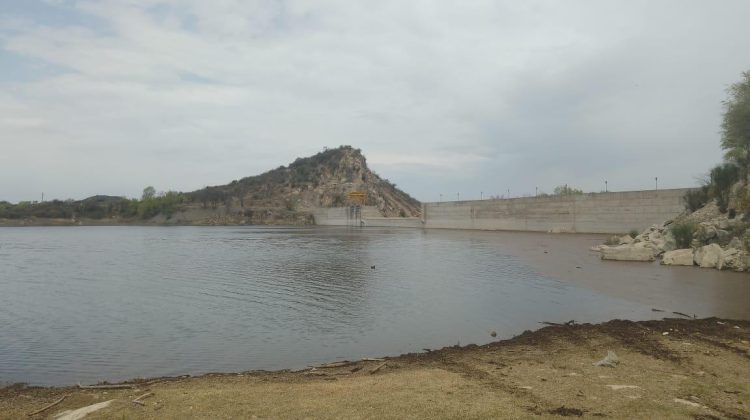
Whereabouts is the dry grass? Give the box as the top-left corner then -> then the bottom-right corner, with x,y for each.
3,318 -> 749,419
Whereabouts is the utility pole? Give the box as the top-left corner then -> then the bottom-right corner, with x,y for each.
507,188 -> 510,198
655,177 -> 658,191
535,186 -> 538,197
457,192 -> 460,201
439,193 -> 442,202
41,192 -> 44,202
604,180 -> 608,192
480,191 -> 483,200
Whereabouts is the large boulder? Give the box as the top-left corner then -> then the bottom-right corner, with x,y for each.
661,249 -> 694,266
661,232 -> 677,252
728,236 -> 744,250
693,243 -> 722,268
601,245 -> 656,262
717,247 -> 749,271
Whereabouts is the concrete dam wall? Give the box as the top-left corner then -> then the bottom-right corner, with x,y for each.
311,188 -> 691,234
421,188 -> 691,234
311,206 -> 421,228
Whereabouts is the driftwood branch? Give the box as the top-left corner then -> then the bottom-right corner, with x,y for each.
315,361 -> 353,369
370,362 -> 387,374
77,383 -> 135,390
132,392 -> 154,406
27,394 -> 67,417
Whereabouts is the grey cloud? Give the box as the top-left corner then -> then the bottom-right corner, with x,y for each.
1,0 -> 749,202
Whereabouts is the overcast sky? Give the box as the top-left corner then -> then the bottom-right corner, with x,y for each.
1,0 -> 749,203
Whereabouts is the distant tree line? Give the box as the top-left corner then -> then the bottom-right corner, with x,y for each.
0,187 -> 188,221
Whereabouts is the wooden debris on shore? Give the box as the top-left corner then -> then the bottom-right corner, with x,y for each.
304,370 -> 327,377
132,392 -> 154,406
315,361 -> 354,369
370,362 -> 387,374
77,383 -> 135,390
26,394 -> 67,417
361,358 -> 384,362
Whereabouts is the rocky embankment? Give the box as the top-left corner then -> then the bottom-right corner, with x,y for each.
593,201 -> 750,272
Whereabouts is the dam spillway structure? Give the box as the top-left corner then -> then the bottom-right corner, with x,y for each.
346,191 -> 367,227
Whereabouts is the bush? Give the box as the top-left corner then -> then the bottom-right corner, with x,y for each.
553,185 -> 584,195
710,163 -> 740,213
628,229 -> 639,238
683,187 -> 710,212
604,235 -> 620,246
670,222 -> 697,248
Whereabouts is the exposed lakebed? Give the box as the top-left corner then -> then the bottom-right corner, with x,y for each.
1,226 -> 747,385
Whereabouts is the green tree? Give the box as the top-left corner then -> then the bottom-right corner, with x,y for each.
721,71 -> 750,182
553,185 -> 583,195
142,186 -> 156,200
710,163 -> 740,213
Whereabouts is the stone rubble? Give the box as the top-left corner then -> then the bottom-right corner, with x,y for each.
593,201 -> 750,272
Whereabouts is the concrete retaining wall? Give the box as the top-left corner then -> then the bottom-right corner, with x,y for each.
311,188 -> 691,234
422,188 -> 691,234
311,206 -> 421,228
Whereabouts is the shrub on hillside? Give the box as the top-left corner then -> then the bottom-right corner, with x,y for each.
710,163 -> 740,213
683,187 -> 710,213
670,222 -> 697,249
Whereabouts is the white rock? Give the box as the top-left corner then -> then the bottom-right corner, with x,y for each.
661,232 -> 677,252
673,398 -> 705,409
53,400 -> 113,420
717,247 -> 748,271
619,235 -> 634,245
606,385 -> 641,390
601,245 -> 656,262
728,237 -> 743,250
694,243 -> 722,268
662,249 -> 694,266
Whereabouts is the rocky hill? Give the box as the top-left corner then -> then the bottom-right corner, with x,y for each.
0,146 -> 421,226
175,146 -> 421,225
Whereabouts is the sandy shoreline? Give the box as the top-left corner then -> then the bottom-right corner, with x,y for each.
3,317 -> 749,419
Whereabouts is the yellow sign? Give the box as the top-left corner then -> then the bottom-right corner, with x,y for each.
346,191 -> 367,204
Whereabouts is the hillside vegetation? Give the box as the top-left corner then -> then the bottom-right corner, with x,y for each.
0,146 -> 421,226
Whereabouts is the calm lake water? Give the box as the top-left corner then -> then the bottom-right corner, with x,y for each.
0,226 -> 746,386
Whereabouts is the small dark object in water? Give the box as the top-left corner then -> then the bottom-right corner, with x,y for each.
490,330 -> 497,337
575,266 -> 581,269
370,265 -> 375,269
651,308 -> 665,312
544,251 -> 548,254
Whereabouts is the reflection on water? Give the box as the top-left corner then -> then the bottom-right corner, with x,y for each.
0,226 -> 733,385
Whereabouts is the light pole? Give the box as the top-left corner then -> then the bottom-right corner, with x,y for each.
605,180 -> 608,192
480,191 -> 483,200
535,186 -> 538,197
439,193 -> 442,202
655,177 -> 658,191
457,192 -> 460,201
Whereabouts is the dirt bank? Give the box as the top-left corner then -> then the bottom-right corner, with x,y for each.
2,318 -> 748,419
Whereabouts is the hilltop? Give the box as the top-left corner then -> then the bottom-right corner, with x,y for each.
182,146 -> 420,223
0,146 -> 421,226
